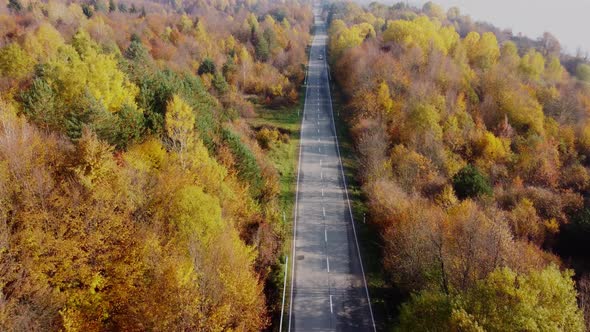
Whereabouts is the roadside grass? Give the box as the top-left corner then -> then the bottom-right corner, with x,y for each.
248,103 -> 301,221
247,89 -> 305,332
329,86 -> 402,331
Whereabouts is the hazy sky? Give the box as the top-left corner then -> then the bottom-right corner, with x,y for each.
405,0 -> 590,55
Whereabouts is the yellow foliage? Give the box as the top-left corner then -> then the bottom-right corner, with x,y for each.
0,43 -> 34,80
479,131 -> 511,163
46,43 -> 138,113
23,22 -> 65,61
383,16 -> 459,55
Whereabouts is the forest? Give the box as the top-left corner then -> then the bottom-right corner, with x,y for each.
327,1 -> 590,330
0,0 -> 312,330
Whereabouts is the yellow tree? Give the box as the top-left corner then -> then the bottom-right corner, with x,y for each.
0,43 -> 34,80
165,94 -> 195,168
376,81 -> 394,115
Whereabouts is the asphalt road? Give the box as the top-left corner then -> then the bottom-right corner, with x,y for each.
288,5 -> 376,332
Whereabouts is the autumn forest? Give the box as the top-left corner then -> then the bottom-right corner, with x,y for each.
1,0 -> 590,330
0,0 -> 311,329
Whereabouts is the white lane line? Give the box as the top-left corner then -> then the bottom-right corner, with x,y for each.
321,170 -> 323,180
325,227 -> 327,242
322,188 -> 324,197
326,256 -> 330,272
323,206 -> 326,218
320,159 -> 322,167
329,295 -> 333,313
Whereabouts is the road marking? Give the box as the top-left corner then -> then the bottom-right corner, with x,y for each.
321,170 -> 323,180
323,206 -> 326,218
326,256 -> 330,272
325,227 -> 327,242
322,188 -> 324,197
330,295 -> 333,313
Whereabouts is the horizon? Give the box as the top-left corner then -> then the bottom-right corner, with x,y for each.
358,0 -> 590,56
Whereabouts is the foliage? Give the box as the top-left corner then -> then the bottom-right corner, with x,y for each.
452,165 -> 492,199
399,265 -> 585,332
198,58 -> 216,75
0,0 -> 313,329
328,3 -> 590,328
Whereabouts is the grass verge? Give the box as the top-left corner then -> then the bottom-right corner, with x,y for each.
247,91 -> 305,331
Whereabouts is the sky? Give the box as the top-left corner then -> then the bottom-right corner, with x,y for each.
398,0 -> 590,55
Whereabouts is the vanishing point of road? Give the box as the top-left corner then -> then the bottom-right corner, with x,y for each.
287,4 -> 376,331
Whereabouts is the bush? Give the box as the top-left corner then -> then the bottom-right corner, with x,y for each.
255,127 -> 280,149
452,164 -> 492,199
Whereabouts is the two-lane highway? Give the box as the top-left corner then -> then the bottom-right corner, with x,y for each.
288,4 -> 376,332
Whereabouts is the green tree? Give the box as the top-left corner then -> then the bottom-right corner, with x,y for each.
114,104 -> 144,149
452,164 -> 492,199
198,58 -> 216,75
82,3 -> 94,18
7,0 -> 23,13
254,29 -> 270,61
212,71 -> 229,94
20,78 -> 59,129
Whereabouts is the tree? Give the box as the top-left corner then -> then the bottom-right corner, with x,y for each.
7,0 -> 23,13
124,34 -> 150,63
539,32 -> 561,57
82,3 -> 94,18
422,1 -> 445,20
165,94 -> 195,167
399,266 -> 585,332
20,78 -> 59,130
376,81 -> 394,114
452,165 -> 492,199
254,29 -> 270,61
0,43 -> 34,80
576,63 -> 590,83
456,266 -> 584,332
198,58 -> 216,75
519,49 -> 545,81
109,0 -> 116,12
212,72 -> 229,94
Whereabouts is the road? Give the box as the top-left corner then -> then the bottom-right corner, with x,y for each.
288,4 -> 376,332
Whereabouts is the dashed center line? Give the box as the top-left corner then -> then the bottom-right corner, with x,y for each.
329,295 -> 333,313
